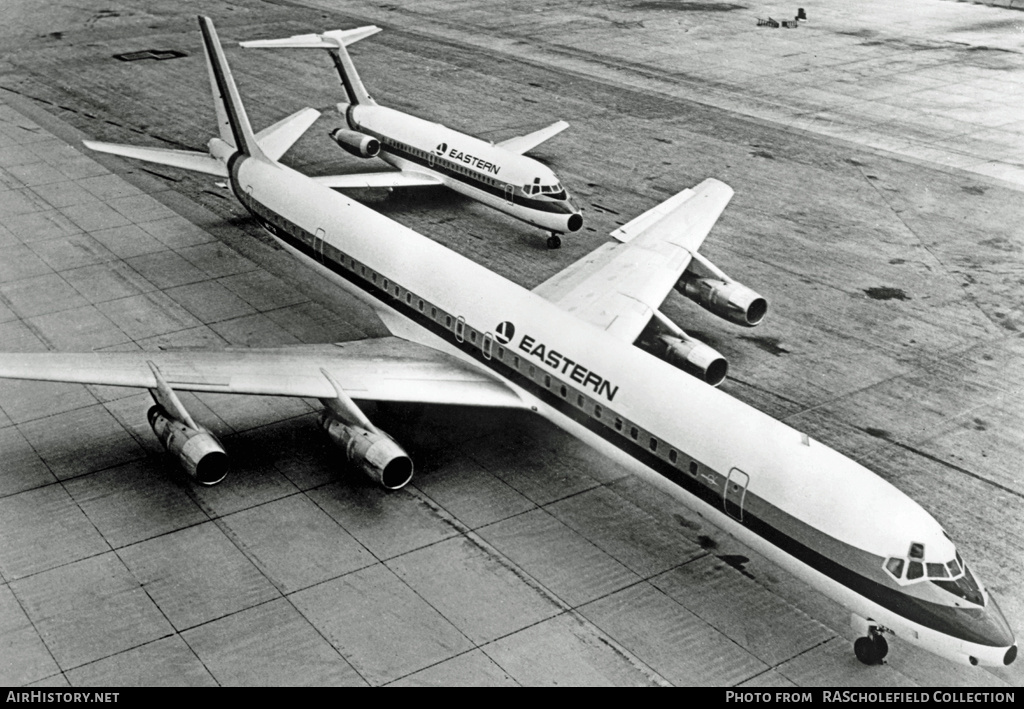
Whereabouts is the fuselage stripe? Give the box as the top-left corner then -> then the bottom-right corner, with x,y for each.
229,157 -> 995,646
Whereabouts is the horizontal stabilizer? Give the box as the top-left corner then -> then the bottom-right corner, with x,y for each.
240,26 -> 381,49
313,171 -> 442,189
83,140 -> 227,177
255,107 -> 321,161
497,120 -> 569,155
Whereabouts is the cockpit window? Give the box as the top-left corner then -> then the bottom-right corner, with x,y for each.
884,548 -> 968,586
933,564 -> 985,606
525,179 -> 566,198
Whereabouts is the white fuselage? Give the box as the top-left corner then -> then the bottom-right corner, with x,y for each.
344,104 -> 582,235
231,151 -> 1015,669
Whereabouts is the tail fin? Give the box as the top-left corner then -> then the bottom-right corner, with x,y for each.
240,27 -> 379,106
327,40 -> 376,106
198,16 -> 266,159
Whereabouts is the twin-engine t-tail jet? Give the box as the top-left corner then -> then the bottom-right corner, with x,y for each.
0,17 -> 1015,671
238,26 -> 582,249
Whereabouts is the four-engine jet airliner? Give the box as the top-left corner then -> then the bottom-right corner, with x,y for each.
238,26 -> 582,249
0,17 -> 1015,672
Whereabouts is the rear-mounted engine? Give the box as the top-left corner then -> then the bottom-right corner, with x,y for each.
329,128 -> 380,158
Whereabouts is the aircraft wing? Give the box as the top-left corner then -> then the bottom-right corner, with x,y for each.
496,120 -> 569,155
312,171 -> 443,189
532,179 -> 733,342
0,337 -> 525,409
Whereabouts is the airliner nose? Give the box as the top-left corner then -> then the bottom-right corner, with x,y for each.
961,593 -> 1016,665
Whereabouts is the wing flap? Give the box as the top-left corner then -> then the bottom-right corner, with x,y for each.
496,120 -> 569,155
0,339 -> 525,409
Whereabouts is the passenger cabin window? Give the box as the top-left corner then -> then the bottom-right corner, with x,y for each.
649,438 -> 658,452
614,418 -> 623,432
594,405 -> 602,419
630,427 -> 638,441
669,450 -> 677,464
689,461 -> 698,476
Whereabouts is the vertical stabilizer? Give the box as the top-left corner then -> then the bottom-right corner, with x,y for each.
198,16 -> 266,159
326,37 -> 376,106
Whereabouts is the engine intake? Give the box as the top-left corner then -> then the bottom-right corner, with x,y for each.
675,275 -> 767,327
659,334 -> 728,387
319,412 -> 413,489
147,405 -> 229,485
329,128 -> 380,158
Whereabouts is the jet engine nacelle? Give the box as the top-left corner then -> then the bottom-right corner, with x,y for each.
658,334 -> 728,387
675,275 -> 767,328
319,412 -> 413,490
147,405 -> 229,485
329,128 -> 380,159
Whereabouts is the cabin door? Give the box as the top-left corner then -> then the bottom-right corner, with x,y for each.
724,468 -> 749,522
314,228 -> 326,263
504,184 -> 515,205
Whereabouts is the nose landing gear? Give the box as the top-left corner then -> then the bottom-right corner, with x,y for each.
851,614 -> 890,665
854,631 -> 889,665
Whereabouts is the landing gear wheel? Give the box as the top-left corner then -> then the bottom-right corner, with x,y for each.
854,634 -> 889,665
547,234 -> 561,250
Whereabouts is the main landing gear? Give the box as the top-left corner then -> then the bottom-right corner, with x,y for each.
851,615 -> 890,665
547,233 -> 562,250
